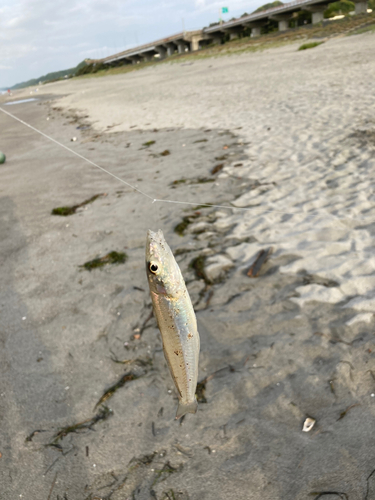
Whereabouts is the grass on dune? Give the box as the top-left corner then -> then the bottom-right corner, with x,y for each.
298,41 -> 324,50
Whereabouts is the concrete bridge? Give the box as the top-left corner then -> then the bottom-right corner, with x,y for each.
204,0 -> 368,38
95,0 -> 369,66
98,30 -> 210,66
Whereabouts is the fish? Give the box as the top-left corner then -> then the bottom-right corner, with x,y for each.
146,229 -> 200,419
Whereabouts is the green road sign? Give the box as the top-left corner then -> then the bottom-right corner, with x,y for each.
222,7 -> 228,13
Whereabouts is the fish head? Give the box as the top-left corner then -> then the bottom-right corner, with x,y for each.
146,229 -> 183,298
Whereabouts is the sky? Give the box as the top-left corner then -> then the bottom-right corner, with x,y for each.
0,0 -> 266,88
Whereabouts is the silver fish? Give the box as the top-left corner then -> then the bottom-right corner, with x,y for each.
146,229 -> 200,419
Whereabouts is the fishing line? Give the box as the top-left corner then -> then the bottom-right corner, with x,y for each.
0,105 -> 372,223
0,106 -> 154,202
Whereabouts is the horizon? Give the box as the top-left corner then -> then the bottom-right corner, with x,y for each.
0,0 -> 268,88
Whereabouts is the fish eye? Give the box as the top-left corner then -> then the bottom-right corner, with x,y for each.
149,262 -> 159,274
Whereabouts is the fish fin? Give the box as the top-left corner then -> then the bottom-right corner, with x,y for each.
175,399 -> 198,419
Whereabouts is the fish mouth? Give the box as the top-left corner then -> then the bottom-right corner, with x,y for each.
146,229 -> 165,261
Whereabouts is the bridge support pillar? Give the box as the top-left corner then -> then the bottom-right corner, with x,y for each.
126,56 -> 141,65
164,43 -> 176,56
190,34 -> 202,51
222,27 -> 243,40
142,54 -> 154,62
210,35 -> 223,44
155,46 -> 167,59
244,21 -> 267,37
354,0 -> 368,13
312,11 -> 324,23
304,4 -> 327,23
251,26 -> 262,37
279,19 -> 289,31
270,14 -> 293,31
176,42 -> 188,53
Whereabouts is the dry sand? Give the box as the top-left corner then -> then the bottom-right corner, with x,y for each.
1,32 -> 375,500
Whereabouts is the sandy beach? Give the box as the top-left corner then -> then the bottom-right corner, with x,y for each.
1,32 -> 375,500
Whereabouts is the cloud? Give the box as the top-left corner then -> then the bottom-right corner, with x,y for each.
1,0 -> 265,86
0,43 -> 36,62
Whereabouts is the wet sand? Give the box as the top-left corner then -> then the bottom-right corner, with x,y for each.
1,32 -> 375,500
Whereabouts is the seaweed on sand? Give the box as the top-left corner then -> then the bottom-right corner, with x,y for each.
174,213 -> 200,236
298,42 -> 324,51
51,194 -> 103,216
49,406 -> 112,445
189,255 -> 207,282
81,251 -> 127,271
94,372 -> 138,409
196,380 -> 207,403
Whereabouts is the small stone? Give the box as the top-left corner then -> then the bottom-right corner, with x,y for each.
205,254 -> 233,283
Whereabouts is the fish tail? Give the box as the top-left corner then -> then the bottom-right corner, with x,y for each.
175,398 -> 198,419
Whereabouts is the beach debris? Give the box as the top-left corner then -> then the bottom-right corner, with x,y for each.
196,379 -> 207,403
95,372 -> 138,409
193,138 -> 208,143
146,229 -> 200,419
171,178 -> 187,185
211,163 -> 224,174
302,417 -> 316,432
0,151 -> 6,164
49,406 -> 112,445
247,247 -> 273,278
173,443 -> 194,457
80,251 -> 127,271
142,140 -> 156,147
25,429 -> 46,442
160,149 -> 170,156
313,331 -> 353,346
71,137 -> 77,142
329,379 -> 335,394
337,403 -> 360,421
110,353 -> 153,367
51,193 -> 104,216
215,154 -> 228,161
205,254 -> 234,283
170,177 -> 214,188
